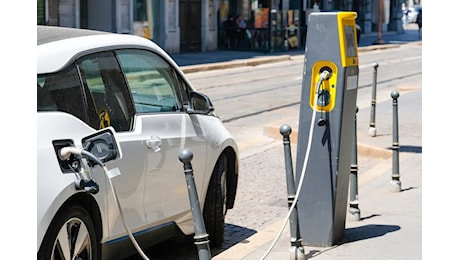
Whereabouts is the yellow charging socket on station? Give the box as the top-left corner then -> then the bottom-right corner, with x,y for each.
309,61 -> 338,112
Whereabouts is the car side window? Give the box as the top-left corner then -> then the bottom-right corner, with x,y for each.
77,52 -> 134,132
116,49 -> 181,113
37,66 -> 89,124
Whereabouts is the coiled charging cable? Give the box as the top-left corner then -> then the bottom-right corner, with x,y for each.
260,70 -> 330,259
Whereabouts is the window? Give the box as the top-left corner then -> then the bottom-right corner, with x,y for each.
37,66 -> 89,124
37,0 -> 46,25
77,52 -> 134,132
116,49 -> 180,113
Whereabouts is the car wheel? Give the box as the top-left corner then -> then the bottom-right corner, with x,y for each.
203,154 -> 228,247
38,205 -> 99,260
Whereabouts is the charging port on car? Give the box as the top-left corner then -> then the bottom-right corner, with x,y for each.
52,139 -> 80,173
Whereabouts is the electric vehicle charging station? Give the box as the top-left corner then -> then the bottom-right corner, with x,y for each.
294,11 -> 359,247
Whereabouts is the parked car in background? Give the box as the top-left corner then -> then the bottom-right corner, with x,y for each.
37,25 -> 239,260
406,5 -> 422,23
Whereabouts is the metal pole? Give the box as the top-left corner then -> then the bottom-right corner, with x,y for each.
390,91 -> 402,192
368,63 -> 379,137
178,149 -> 212,260
280,124 -> 305,260
349,107 -> 361,221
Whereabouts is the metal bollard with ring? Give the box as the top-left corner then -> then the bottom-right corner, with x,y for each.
390,91 -> 402,192
280,124 -> 305,260
368,62 -> 379,137
178,149 -> 212,260
349,106 -> 361,221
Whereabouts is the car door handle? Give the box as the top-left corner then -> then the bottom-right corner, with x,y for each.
146,136 -> 162,152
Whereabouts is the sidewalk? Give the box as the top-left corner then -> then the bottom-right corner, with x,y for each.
171,24 -> 422,259
171,23 -> 421,71
214,91 -> 422,259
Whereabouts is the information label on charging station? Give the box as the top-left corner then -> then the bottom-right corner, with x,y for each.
294,11 -> 359,247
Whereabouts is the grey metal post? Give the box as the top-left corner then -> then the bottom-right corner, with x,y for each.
390,91 -> 402,192
280,124 -> 305,260
178,149 -> 211,260
349,107 -> 361,221
368,63 -> 379,137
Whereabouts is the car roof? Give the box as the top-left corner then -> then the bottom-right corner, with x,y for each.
37,26 -> 110,46
37,26 -> 173,74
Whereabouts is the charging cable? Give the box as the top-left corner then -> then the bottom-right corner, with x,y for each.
260,70 -> 330,259
60,147 -> 150,260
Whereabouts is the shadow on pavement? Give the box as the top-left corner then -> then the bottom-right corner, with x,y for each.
343,224 -> 401,243
303,224 -> 401,259
213,223 -> 258,255
400,145 -> 422,153
125,223 -> 256,259
381,145 -> 422,154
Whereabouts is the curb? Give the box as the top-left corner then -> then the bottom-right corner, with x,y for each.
357,43 -> 400,53
181,55 -> 291,74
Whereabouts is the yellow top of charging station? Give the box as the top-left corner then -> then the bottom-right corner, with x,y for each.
336,12 -> 359,67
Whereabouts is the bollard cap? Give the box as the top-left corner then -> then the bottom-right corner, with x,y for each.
178,149 -> 193,163
373,62 -> 379,68
391,90 -> 400,99
279,124 -> 292,136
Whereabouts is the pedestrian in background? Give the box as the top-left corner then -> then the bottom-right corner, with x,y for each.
236,15 -> 251,48
403,5 -> 410,24
223,14 -> 238,48
236,15 -> 247,30
416,9 -> 422,37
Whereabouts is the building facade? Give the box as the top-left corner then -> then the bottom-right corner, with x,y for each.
37,0 -> 408,54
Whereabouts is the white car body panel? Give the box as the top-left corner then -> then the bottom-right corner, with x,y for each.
37,111 -> 237,249
37,112 -> 110,250
37,26 -> 239,258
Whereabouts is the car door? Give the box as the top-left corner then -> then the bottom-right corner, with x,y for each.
115,49 -> 207,226
77,51 -> 148,238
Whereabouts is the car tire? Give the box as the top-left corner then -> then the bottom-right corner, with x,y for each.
203,154 -> 227,247
38,205 -> 99,260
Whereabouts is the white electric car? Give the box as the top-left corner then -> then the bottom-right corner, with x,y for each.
37,25 -> 239,260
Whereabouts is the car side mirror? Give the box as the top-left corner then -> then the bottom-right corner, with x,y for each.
187,91 -> 215,114
82,127 -> 122,167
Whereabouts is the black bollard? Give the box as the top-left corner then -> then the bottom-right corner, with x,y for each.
368,63 -> 379,137
280,124 -> 305,260
178,149 -> 212,260
390,91 -> 402,192
349,106 -> 361,221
